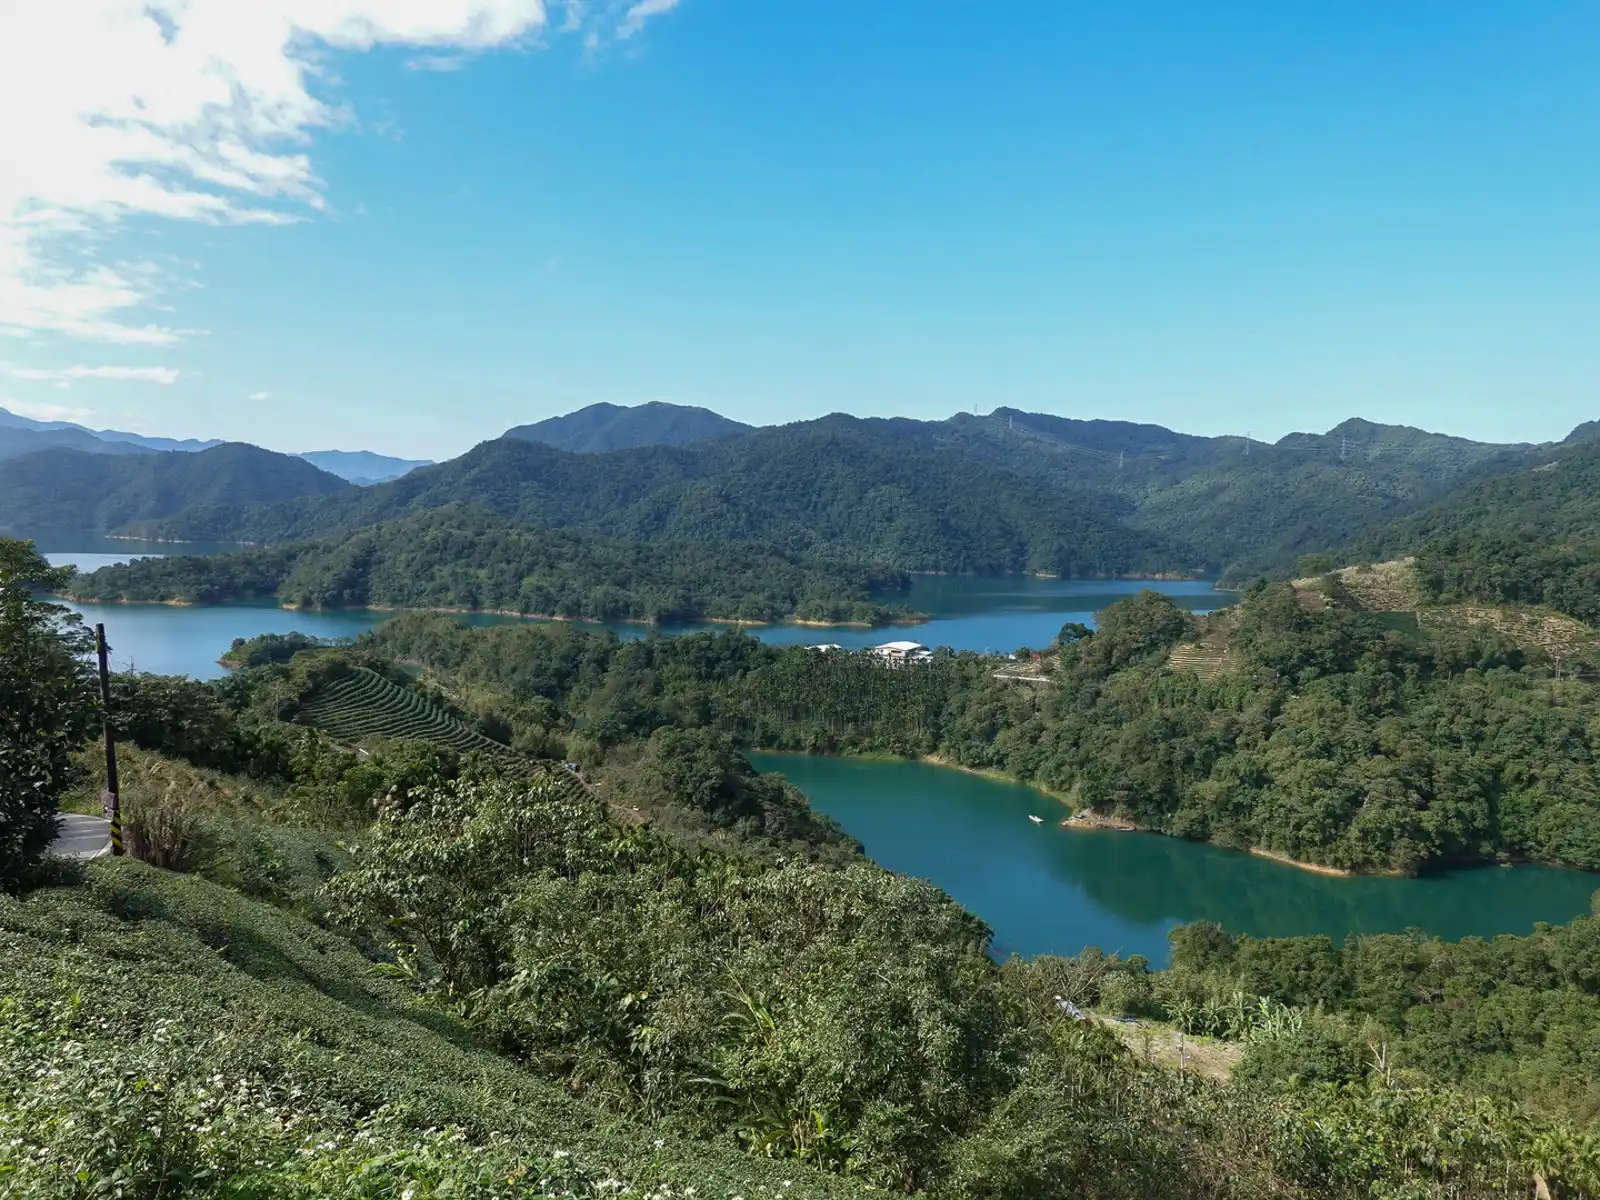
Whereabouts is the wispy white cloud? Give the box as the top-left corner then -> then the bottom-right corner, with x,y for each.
7,364 -> 180,384
249,390 -> 271,400
618,0 -> 679,39
407,52 -> 471,71
0,2 -> 563,346
1,399 -> 96,424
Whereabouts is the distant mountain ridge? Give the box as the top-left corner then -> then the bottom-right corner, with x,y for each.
0,443 -> 351,534
13,396 -> 1596,579
295,449 -> 434,484
0,406 -> 223,453
0,424 -> 156,462
130,415 -> 1197,577
0,407 -> 429,483
504,401 -> 751,452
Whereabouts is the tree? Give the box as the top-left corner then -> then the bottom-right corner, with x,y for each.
1296,553 -> 1335,577
0,540 -> 96,886
1056,622 -> 1094,646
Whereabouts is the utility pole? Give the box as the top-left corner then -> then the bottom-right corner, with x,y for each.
1340,434 -> 1351,462
94,624 -> 123,856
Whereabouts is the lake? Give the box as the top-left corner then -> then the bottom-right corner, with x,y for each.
748,754 -> 1600,965
33,536 -> 1595,962
38,537 -> 1229,677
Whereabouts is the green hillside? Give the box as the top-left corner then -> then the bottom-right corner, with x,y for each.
0,442 -> 351,533
66,507 -> 920,625
364,575 -> 1600,876
9,527 -> 1600,1197
124,408 -> 1563,579
131,417 -> 1202,576
295,666 -> 516,756
1,857 -> 867,1198
1352,439 -> 1600,561
959,412 -> 1541,579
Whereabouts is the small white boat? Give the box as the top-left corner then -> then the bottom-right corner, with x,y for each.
1028,814 -> 1044,824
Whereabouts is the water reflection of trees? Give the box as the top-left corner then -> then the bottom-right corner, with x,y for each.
1049,829 -> 1595,944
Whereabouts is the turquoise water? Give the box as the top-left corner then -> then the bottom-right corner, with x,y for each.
749,754 -> 1600,965
39,537 -> 1229,677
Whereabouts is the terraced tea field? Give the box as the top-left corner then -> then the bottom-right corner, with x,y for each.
296,668 -> 515,757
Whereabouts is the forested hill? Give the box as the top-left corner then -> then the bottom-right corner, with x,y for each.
1349,438 -> 1600,562
0,442 -> 351,533
960,411 -> 1540,580
77,405 -> 1571,577
359,563 -> 1600,877
132,417 -> 1202,576
504,399 -> 751,452
353,560 -> 1600,878
66,507 -> 919,625
9,527 -> 1600,1196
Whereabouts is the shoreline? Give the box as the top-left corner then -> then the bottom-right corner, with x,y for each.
905,568 -> 1222,584
756,747 -> 1414,879
751,747 -> 1076,806
54,593 -> 926,631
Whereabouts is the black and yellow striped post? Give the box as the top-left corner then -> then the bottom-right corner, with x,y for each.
94,623 -> 123,856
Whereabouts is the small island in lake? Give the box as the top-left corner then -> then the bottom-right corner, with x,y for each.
62,507 -> 925,628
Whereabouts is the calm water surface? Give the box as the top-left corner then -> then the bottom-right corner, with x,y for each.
749,754 -> 1600,965
39,537 -> 1230,677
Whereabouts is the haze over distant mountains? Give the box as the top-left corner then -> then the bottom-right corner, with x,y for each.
0,408 -> 430,484
0,442 -> 352,534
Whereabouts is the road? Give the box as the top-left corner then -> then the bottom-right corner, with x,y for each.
50,813 -> 113,859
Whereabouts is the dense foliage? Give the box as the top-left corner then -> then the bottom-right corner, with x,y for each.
361,580 -> 1600,875
129,418 -> 1201,576
1,858 -> 864,1199
743,588 -> 1600,873
1413,534 -> 1600,626
0,540 -> 96,887
128,410 -> 1568,580
8,606 -> 1600,1194
220,630 -> 333,668
15,405 -> 1578,580
1165,905 -> 1600,1128
67,507 -> 919,624
1353,440 -> 1600,566
951,412 -> 1542,581
321,769 -> 1600,1196
0,441 -> 349,532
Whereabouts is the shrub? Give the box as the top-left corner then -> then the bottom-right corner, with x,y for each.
124,789 -> 221,874
1100,971 -> 1155,1017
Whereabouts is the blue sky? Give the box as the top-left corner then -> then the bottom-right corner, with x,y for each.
4,2 -> 1599,459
